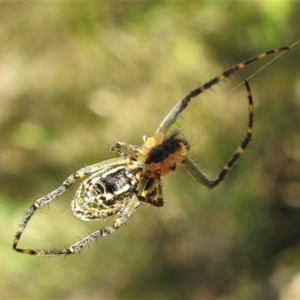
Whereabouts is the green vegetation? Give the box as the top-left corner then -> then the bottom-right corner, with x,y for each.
1,2 -> 300,299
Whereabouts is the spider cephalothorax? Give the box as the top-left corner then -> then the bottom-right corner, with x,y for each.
13,46 -> 289,256
138,131 -> 190,175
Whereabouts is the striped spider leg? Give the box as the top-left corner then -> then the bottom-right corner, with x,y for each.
13,47 -> 288,256
13,157 -> 156,256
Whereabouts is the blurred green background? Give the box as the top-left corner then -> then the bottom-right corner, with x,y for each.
1,1 -> 300,300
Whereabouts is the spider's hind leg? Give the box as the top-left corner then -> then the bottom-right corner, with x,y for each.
12,158 -> 128,255
66,193 -> 142,256
15,193 -> 142,256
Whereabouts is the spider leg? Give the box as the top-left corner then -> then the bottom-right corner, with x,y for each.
140,173 -> 164,207
156,47 -> 288,133
12,157 -> 127,254
14,193 -> 141,256
110,141 -> 141,158
183,80 -> 253,188
43,174 -> 166,256
154,174 -> 164,207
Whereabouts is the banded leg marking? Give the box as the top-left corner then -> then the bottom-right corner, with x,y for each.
183,80 -> 253,188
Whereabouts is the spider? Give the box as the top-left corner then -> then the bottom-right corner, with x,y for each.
13,46 -> 289,256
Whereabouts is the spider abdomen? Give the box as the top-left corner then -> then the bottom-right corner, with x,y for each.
71,165 -> 138,221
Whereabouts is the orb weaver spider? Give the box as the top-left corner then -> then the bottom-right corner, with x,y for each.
13,46 -> 289,256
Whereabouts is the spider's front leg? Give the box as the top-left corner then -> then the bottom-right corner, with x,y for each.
156,47 -> 288,134
183,80 -> 253,188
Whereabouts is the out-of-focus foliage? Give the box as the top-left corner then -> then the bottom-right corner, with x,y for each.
1,2 -> 300,300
